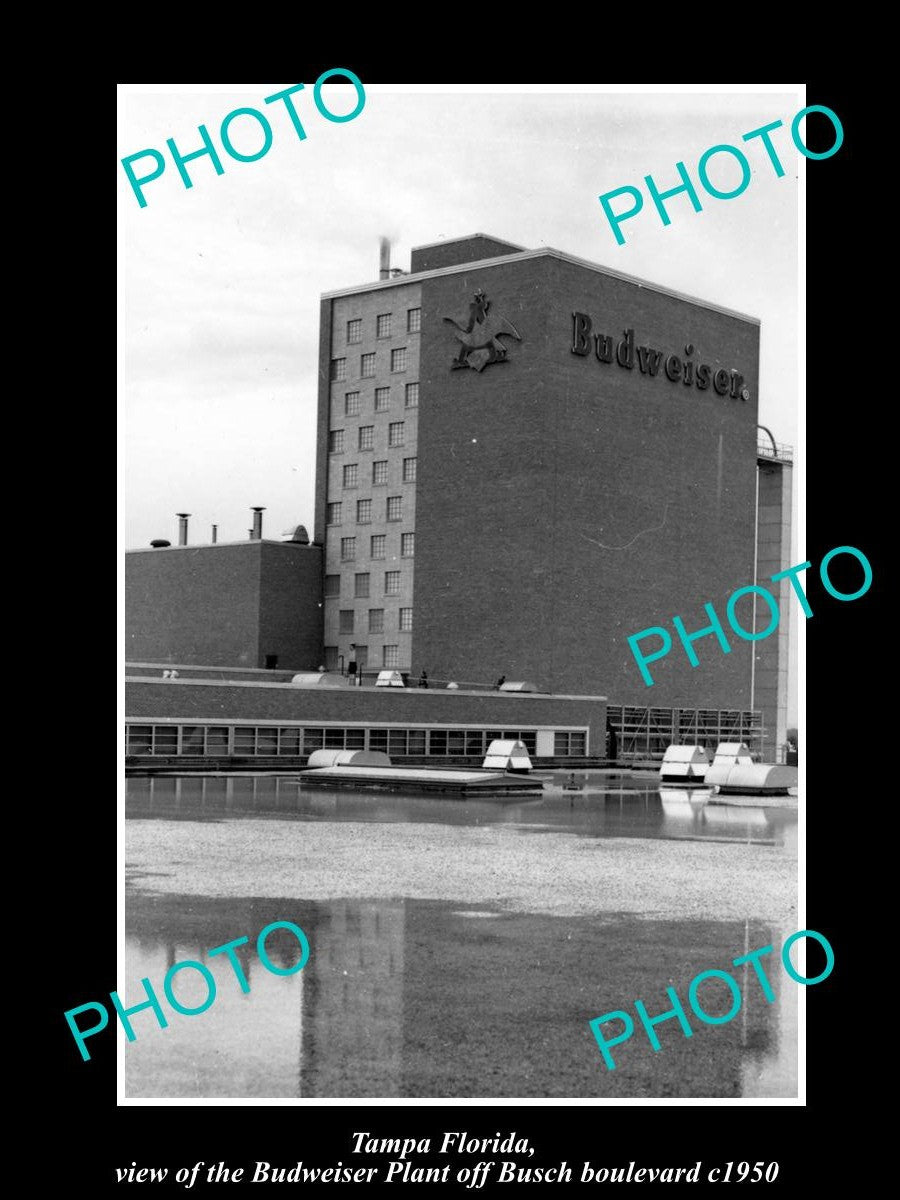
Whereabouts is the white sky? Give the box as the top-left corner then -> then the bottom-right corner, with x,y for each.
118,84 -> 801,722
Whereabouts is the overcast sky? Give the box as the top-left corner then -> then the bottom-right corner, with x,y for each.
118,84 -> 801,720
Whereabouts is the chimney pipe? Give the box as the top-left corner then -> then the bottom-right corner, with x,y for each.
211,524 -> 218,544
379,237 -> 390,281
176,513 -> 190,546
251,506 -> 265,540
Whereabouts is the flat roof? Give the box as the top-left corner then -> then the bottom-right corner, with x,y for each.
322,242 -> 760,326
124,675 -> 608,703
126,539 -> 317,555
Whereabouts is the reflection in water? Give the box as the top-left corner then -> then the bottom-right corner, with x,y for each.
124,774 -> 797,1098
126,774 -> 796,847
124,893 -> 796,1099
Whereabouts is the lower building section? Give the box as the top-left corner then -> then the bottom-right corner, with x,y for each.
125,673 -> 605,770
126,720 -> 586,761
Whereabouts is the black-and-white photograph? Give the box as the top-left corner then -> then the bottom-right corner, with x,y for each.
118,83 -> 804,1103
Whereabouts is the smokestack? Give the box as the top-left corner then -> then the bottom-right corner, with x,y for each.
251,506 -> 265,540
379,237 -> 390,281
211,524 -> 218,544
176,513 -> 190,546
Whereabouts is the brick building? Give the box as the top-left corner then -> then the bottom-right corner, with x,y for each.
125,232 -> 792,756
316,234 -> 792,750
125,536 -> 323,671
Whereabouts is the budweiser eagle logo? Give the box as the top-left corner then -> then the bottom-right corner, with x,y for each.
443,289 -> 522,372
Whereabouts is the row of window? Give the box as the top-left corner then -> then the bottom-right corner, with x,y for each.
331,348 -> 409,381
332,461 -> 416,489
329,563 -> 406,591
126,725 -> 589,759
346,309 -> 420,344
329,426 -> 410,454
341,384 -> 418,416
330,534 -> 414,562
326,566 -> 413,598
328,495 -> 410,523
334,607 -> 413,634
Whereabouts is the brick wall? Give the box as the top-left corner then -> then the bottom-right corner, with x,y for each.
125,541 -> 322,670
410,235 -> 525,274
125,677 -> 607,748
411,253 -> 760,710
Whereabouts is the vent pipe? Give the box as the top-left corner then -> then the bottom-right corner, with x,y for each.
379,237 -> 390,281
251,506 -> 265,540
176,513 -> 190,546
211,524 -> 218,544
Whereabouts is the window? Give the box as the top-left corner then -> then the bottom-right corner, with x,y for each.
340,537 -> 356,561
407,307 -> 421,333
429,730 -> 447,755
402,457 -> 417,483
207,727 -> 229,756
369,728 -> 388,753
257,727 -> 278,755
356,498 -> 372,524
383,645 -> 399,668
385,570 -> 401,595
408,729 -> 426,754
324,647 -> 338,671
361,352 -> 376,377
331,358 -> 347,381
376,313 -> 392,338
391,348 -> 407,373
386,495 -> 402,521
372,460 -> 388,485
369,608 -> 384,633
279,727 -> 301,755
354,572 -> 370,598
358,425 -> 374,451
234,727 -> 255,755
303,727 -> 325,750
342,463 -> 358,489
339,609 -> 354,634
344,391 -> 360,416
127,725 -> 152,755
370,534 -> 386,559
374,386 -> 390,412
326,502 -> 342,525
555,731 -> 587,756
405,382 -> 419,408
325,727 -> 344,748
388,421 -> 404,447
328,429 -> 345,454
180,726 -> 205,753
347,318 -> 361,343
401,532 -> 415,557
399,607 -> 413,631
324,574 -> 340,596
389,730 -> 407,756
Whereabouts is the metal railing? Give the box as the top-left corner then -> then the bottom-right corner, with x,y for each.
756,439 -> 793,463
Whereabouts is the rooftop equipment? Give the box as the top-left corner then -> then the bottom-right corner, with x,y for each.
705,742 -> 754,787
290,672 -> 355,688
483,739 -> 533,772
375,670 -> 406,687
306,750 -> 392,768
659,744 -> 710,783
